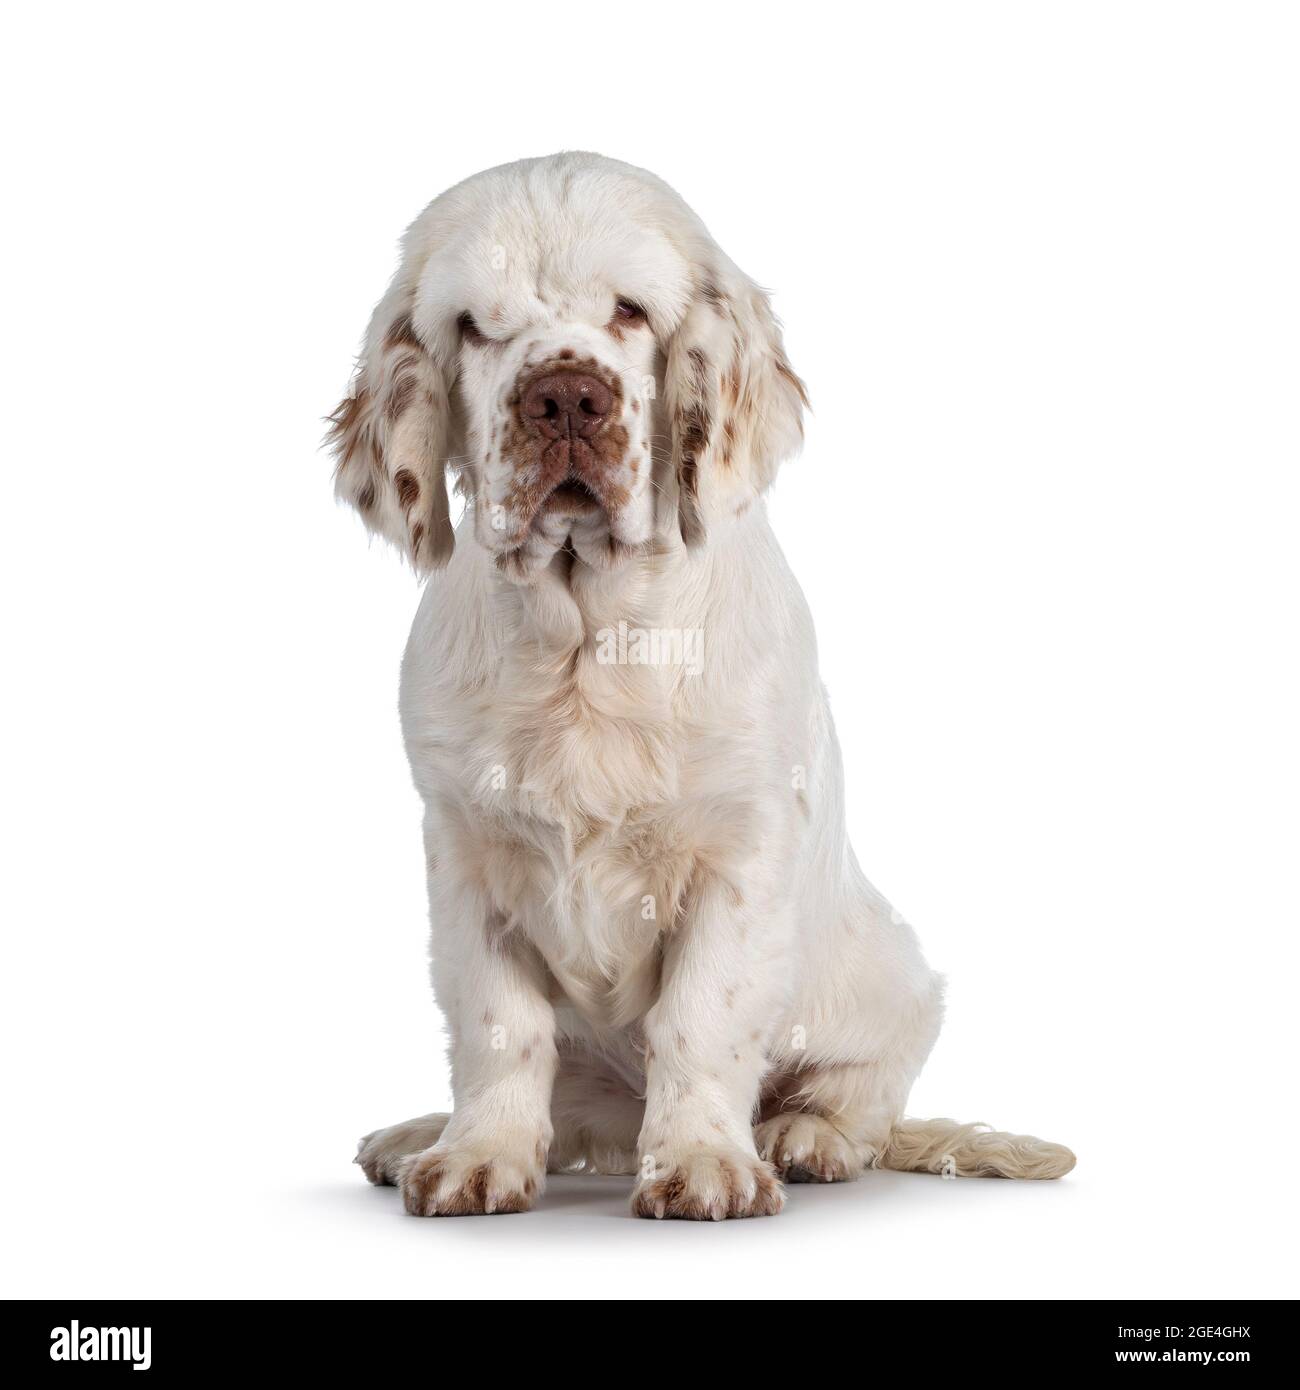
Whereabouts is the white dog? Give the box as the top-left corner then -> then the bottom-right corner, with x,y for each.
337,153 -> 1074,1219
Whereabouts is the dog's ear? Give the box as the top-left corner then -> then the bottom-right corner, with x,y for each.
664,269 -> 808,546
327,293 -> 455,573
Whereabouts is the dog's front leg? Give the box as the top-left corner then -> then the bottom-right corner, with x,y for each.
399,889 -> 556,1216
632,873 -> 787,1220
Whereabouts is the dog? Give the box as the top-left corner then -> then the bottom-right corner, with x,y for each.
335,153 -> 1075,1219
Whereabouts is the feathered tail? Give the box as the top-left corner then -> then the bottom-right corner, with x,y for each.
877,1118 -> 1076,1179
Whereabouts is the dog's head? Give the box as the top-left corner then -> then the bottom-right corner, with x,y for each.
328,153 -> 807,578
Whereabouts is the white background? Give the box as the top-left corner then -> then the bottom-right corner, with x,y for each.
3,1 -> 1297,1300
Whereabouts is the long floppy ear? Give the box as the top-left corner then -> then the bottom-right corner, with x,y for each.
665,270 -> 808,546
327,292 -> 455,572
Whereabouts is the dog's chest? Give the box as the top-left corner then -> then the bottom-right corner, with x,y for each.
465,654 -> 699,1022
485,647 -> 682,836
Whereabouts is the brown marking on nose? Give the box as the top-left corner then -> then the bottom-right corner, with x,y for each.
495,358 -> 634,530
520,369 -> 614,440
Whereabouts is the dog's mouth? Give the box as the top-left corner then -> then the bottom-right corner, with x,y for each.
492,461 -> 646,584
539,475 -> 604,516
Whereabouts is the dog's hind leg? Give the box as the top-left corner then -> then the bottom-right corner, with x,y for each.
355,1113 -> 450,1186
354,1044 -> 645,1185
545,1041 -> 643,1175
755,1052 -> 925,1182
759,977 -> 1073,1182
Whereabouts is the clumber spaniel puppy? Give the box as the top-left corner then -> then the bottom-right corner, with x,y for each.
338,153 -> 1074,1219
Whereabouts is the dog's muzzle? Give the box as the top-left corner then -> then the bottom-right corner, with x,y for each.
513,364 -> 625,520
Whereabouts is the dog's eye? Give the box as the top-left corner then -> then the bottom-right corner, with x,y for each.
457,312 -> 488,345
614,299 -> 646,325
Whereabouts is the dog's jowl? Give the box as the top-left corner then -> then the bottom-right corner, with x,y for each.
335,152 -> 1075,1220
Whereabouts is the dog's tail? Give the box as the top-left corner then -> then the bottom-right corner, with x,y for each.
875,1118 -> 1076,1179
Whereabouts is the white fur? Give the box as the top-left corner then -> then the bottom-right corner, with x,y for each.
338,153 -> 1074,1220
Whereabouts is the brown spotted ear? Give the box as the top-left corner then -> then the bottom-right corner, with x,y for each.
665,272 -> 808,546
327,299 -> 454,572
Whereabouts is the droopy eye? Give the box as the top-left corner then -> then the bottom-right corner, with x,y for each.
457,312 -> 488,345
614,299 -> 647,325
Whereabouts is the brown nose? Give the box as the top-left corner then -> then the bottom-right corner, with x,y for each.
521,370 -> 613,439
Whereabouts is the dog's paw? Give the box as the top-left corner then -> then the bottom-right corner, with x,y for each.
355,1112 -> 449,1186
754,1113 -> 863,1183
631,1147 -> 784,1220
399,1139 -> 545,1216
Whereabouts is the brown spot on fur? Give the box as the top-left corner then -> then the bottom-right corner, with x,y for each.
633,1168 -> 688,1218
326,389 -> 370,469
355,478 -> 376,512
384,312 -> 422,351
466,1164 -> 490,1207
721,418 -> 738,469
410,521 -> 426,554
674,348 -> 713,545
676,403 -> 709,545
394,468 -> 420,508
399,1151 -> 537,1216
385,368 -> 420,425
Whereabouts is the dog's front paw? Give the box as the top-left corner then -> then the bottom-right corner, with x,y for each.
399,1138 -> 545,1216
631,1147 -> 784,1220
754,1114 -> 863,1183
